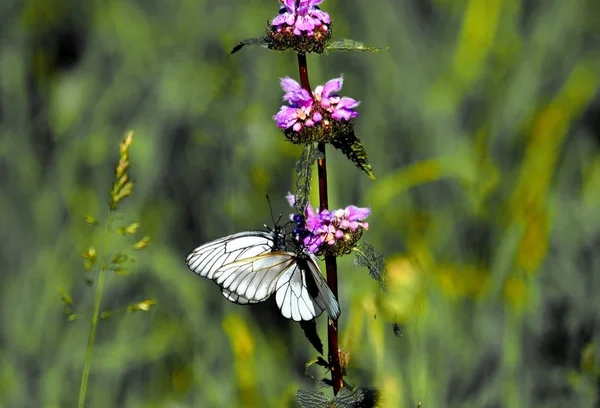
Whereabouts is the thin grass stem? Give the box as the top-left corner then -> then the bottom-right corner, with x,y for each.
77,213 -> 114,408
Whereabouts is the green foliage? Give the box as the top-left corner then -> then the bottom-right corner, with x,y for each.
0,0 -> 599,407
329,128 -> 375,179
230,37 -> 274,54
294,143 -> 323,213
325,38 -> 388,53
296,387 -> 379,408
353,243 -> 386,291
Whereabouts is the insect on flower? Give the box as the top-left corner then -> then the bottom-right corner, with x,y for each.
287,193 -> 370,256
185,218 -> 340,322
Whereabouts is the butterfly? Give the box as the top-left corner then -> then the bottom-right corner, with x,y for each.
185,226 -> 340,322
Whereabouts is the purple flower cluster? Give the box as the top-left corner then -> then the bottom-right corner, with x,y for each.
271,0 -> 331,36
274,76 -> 360,132
287,194 -> 370,254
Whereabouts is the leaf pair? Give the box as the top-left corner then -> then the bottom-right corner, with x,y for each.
231,37 -> 387,55
296,387 -> 379,408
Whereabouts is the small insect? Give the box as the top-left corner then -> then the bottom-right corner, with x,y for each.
392,322 -> 403,337
185,224 -> 340,322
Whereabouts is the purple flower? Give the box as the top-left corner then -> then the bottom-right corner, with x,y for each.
319,210 -> 333,223
281,77 -> 312,105
274,77 -> 322,132
286,194 -> 370,254
314,76 -> 360,122
274,76 -> 360,132
331,97 -> 360,120
272,0 -> 331,36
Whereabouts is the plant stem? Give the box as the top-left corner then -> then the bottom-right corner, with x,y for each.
78,213 -> 113,408
297,53 -> 343,395
297,54 -> 312,91
317,145 -> 343,395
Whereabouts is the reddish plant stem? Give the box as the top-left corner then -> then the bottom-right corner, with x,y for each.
297,54 -> 312,92
297,53 -> 343,395
317,145 -> 343,395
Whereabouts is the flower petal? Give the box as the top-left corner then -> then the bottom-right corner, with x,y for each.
322,77 -> 343,98
346,205 -> 371,220
272,14 -> 289,26
331,107 -> 358,121
280,77 -> 302,94
336,96 -> 360,110
311,9 -> 330,24
286,193 -> 296,207
282,0 -> 296,12
274,106 -> 299,129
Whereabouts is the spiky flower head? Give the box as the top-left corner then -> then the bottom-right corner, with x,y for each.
267,0 -> 332,54
274,76 -> 359,144
287,193 -> 370,257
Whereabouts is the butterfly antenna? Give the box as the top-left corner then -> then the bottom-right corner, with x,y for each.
265,194 -> 276,225
263,194 -> 279,233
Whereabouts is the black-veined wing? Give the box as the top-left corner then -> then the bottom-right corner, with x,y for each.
185,229 -> 286,303
213,251 -> 340,321
290,253 -> 340,321
221,289 -> 259,304
186,230 -> 281,279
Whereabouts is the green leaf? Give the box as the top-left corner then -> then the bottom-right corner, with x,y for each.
100,310 -> 112,320
294,143 -> 323,213
304,356 -> 329,382
230,37 -> 274,54
315,356 -> 329,369
333,387 -> 380,408
296,389 -> 329,408
353,243 -> 386,291
330,131 -> 375,180
325,38 -> 388,53
299,318 -> 323,356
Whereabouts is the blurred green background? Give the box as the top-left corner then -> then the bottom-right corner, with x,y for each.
1,0 -> 600,407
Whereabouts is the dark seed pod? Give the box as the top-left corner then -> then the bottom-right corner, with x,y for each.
265,23 -> 332,54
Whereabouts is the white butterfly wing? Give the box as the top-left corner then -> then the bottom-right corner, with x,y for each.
214,253 -> 296,302
185,231 -> 275,280
221,289 -> 260,304
214,251 -> 341,321
275,264 -> 321,321
303,254 -> 341,320
275,255 -> 341,321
